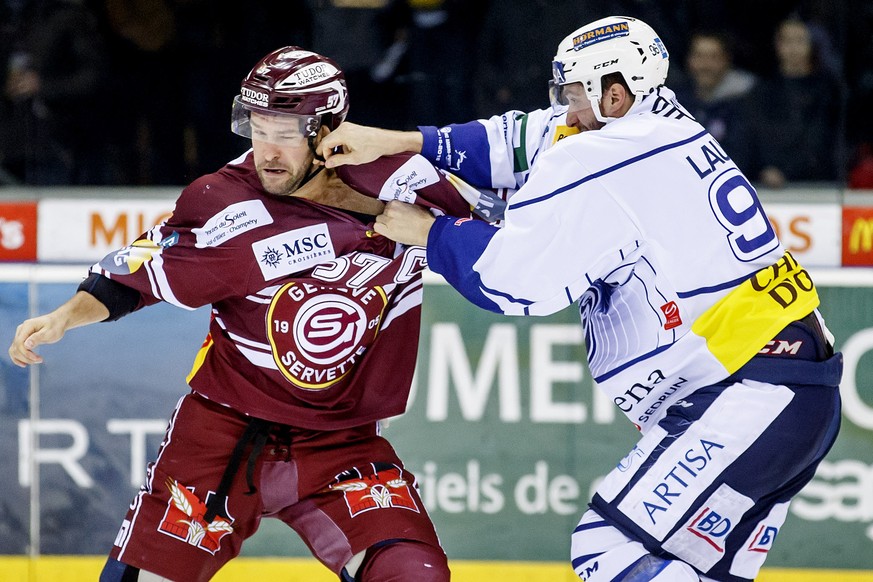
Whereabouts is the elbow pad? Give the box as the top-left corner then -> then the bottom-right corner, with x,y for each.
77,273 -> 142,322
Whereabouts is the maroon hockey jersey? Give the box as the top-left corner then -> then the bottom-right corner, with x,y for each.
90,151 -> 468,429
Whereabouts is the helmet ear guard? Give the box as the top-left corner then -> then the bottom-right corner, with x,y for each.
551,16 -> 669,122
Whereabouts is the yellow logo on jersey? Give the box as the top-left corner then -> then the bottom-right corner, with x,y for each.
692,252 -> 819,374
99,238 -> 162,275
553,125 -> 581,144
186,332 -> 214,384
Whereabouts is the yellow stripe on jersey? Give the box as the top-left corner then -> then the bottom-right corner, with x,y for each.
691,252 -> 819,374
186,332 -> 214,384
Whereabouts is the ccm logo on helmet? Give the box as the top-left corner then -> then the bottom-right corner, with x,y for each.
594,59 -> 619,69
241,87 -> 269,107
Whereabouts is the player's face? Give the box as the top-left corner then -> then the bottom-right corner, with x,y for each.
563,84 -> 605,132
250,112 -> 314,196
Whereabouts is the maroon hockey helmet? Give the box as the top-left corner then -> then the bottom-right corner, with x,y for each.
231,47 -> 349,144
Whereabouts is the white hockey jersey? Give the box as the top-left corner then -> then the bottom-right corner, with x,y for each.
420,87 -> 820,432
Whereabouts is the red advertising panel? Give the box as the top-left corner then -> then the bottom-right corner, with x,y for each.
0,201 -> 38,261
764,203 -> 841,267
842,206 -> 873,266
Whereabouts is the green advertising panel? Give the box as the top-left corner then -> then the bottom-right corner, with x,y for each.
351,283 -> 872,569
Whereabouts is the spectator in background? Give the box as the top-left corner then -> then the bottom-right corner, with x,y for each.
402,0 -> 489,127
0,0 -> 108,185
674,31 -> 756,157
845,0 -> 873,189
474,1 -> 683,119
733,16 -> 842,189
173,0 -> 313,179
306,0 -> 409,129
475,0 -> 593,116
99,0 -> 187,185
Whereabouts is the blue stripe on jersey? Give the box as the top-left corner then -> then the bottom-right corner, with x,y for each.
481,280 -> 534,306
632,272 -> 666,324
512,129 -> 709,210
676,271 -> 755,298
571,553 -> 603,570
573,519 -> 610,533
419,123 -> 493,187
594,343 -> 673,383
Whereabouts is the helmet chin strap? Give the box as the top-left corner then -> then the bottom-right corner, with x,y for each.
591,92 -> 645,123
309,134 -> 326,163
297,134 -> 325,189
591,97 -> 617,124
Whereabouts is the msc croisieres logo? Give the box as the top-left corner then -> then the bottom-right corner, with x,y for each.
251,223 -> 336,280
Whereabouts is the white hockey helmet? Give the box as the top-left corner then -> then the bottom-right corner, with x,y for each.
550,16 -> 669,122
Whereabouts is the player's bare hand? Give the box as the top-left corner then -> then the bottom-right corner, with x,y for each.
8,291 -> 109,366
374,201 -> 436,247
8,314 -> 67,367
319,122 -> 423,168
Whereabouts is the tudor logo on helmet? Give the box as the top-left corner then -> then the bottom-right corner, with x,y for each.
284,63 -> 339,88
240,87 -> 269,108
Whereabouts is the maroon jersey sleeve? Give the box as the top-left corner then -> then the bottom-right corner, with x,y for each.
336,153 -> 473,217
87,168 -> 269,310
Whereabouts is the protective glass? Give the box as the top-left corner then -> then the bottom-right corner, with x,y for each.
548,80 -> 568,110
549,59 -> 570,110
230,96 -> 319,147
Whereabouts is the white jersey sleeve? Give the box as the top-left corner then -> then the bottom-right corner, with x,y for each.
418,105 -> 579,191
426,87 -> 821,432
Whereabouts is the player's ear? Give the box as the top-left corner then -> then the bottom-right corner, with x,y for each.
603,83 -> 631,117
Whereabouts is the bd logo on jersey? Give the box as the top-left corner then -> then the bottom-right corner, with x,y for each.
687,507 -> 734,552
330,465 -> 420,518
747,524 -> 778,553
158,478 -> 234,555
267,279 -> 388,390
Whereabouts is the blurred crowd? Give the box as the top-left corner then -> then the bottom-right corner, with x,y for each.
1,0 -> 872,189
